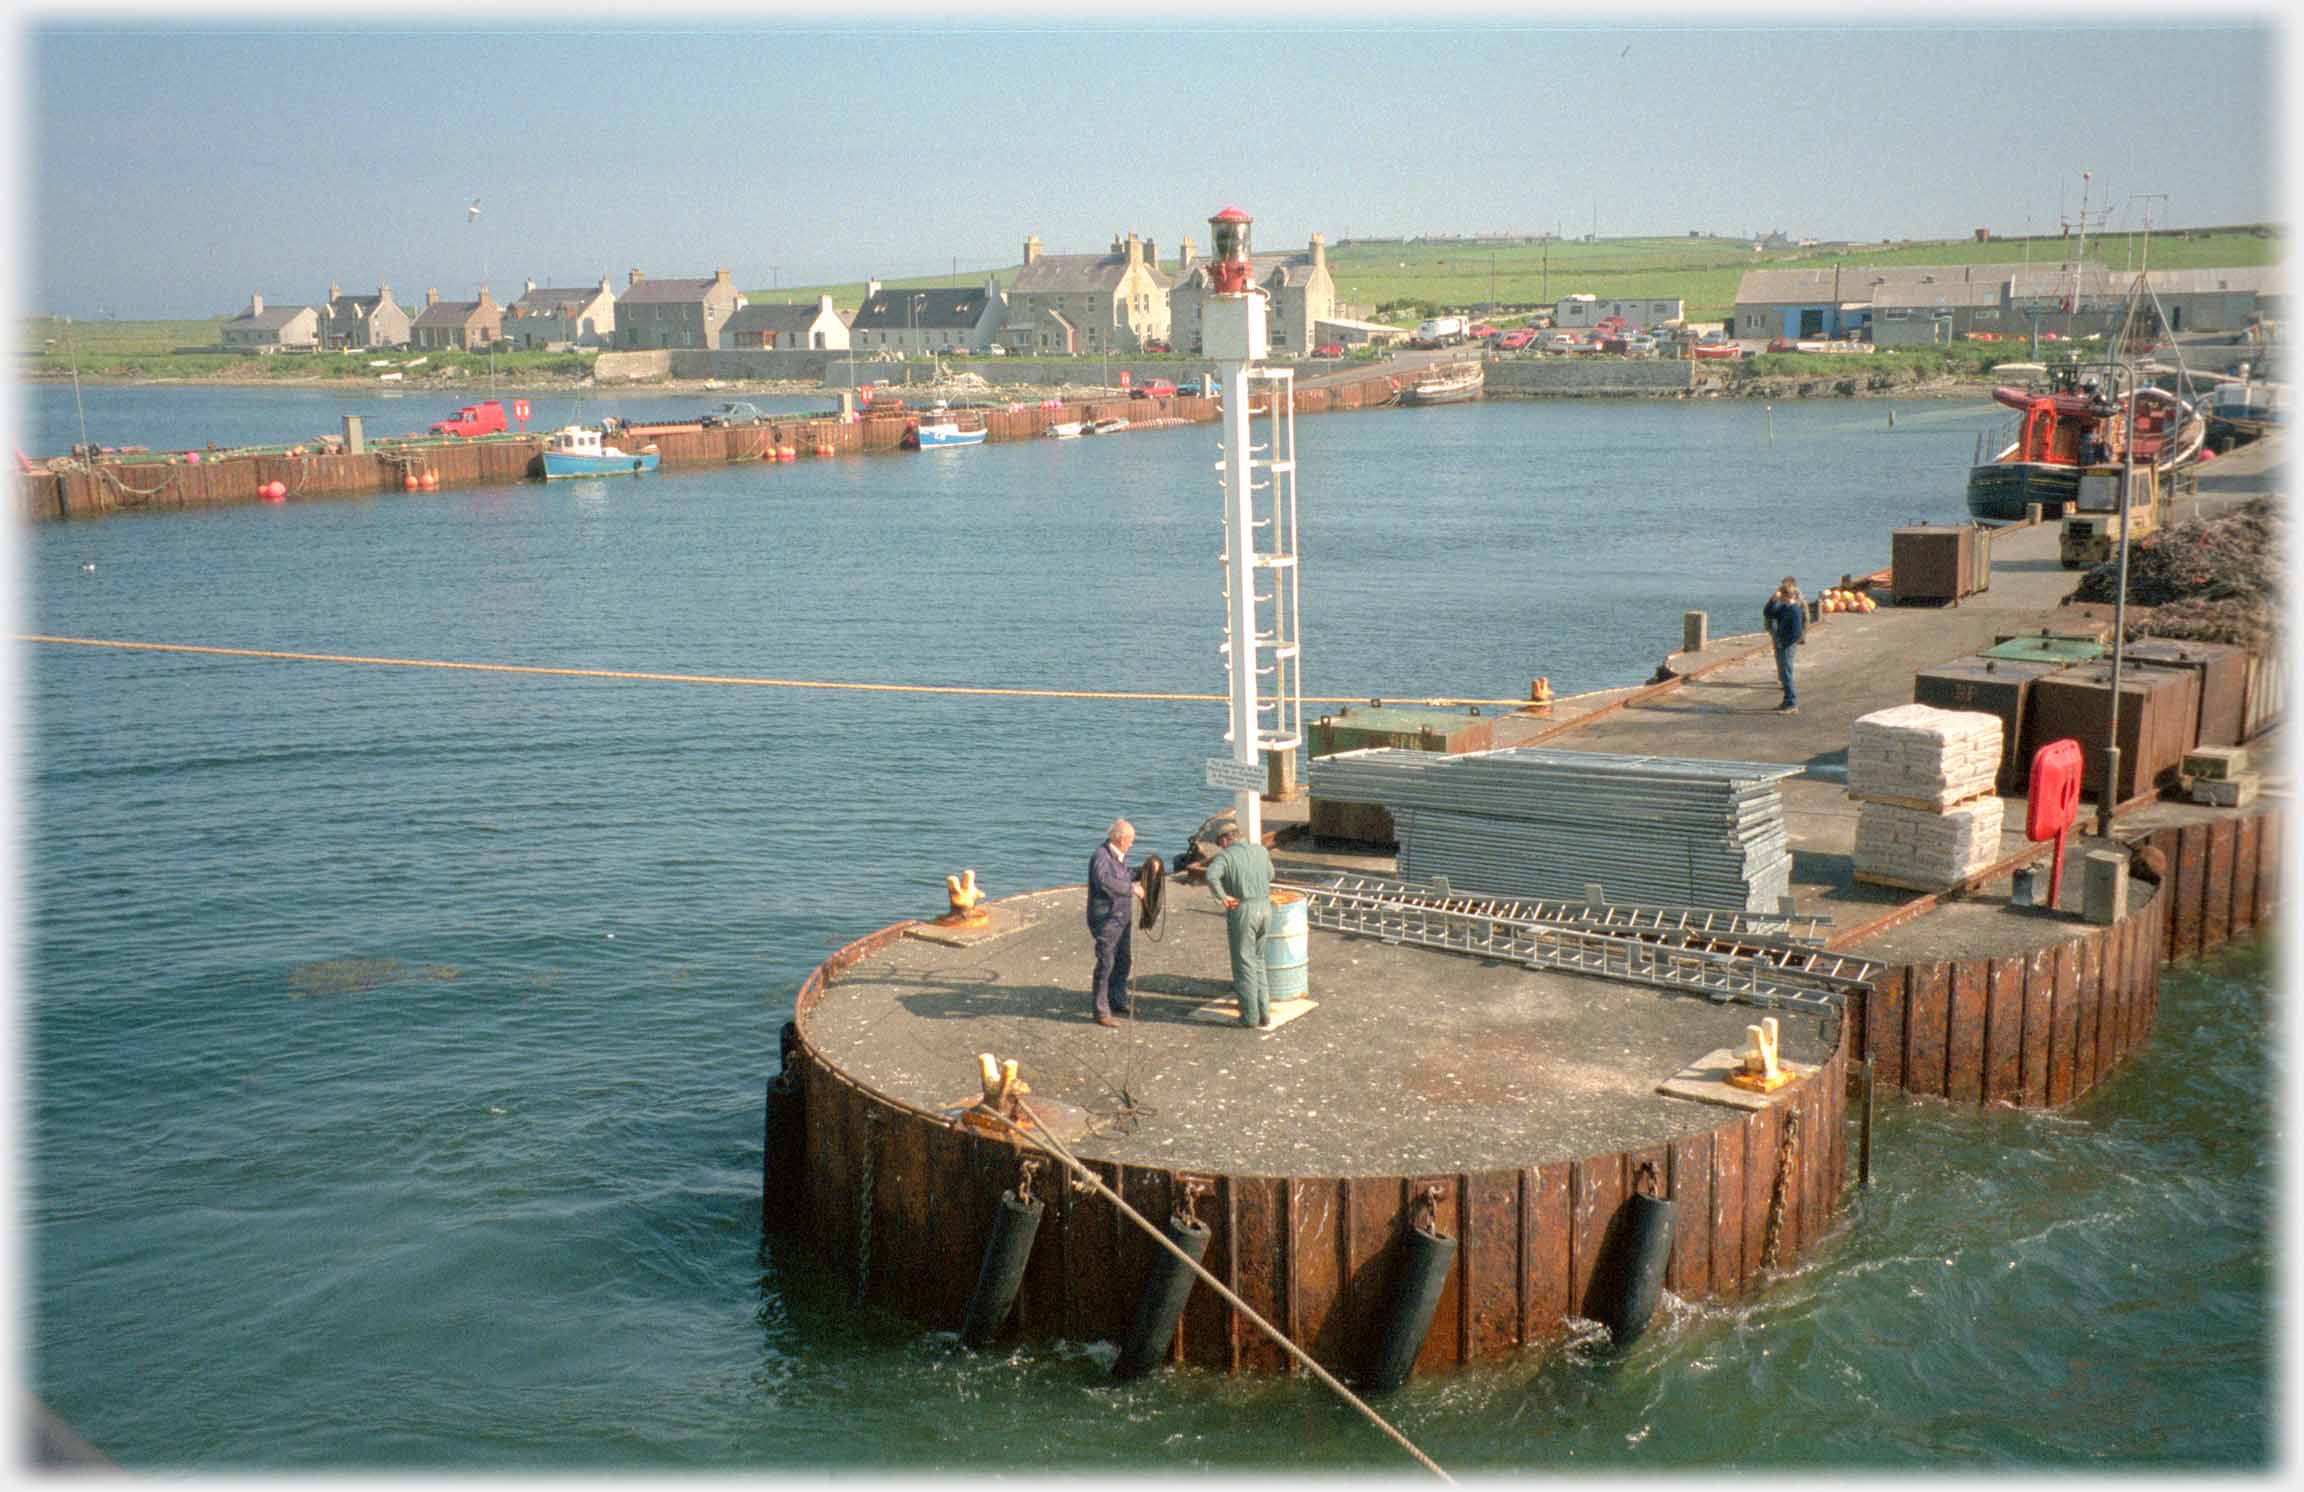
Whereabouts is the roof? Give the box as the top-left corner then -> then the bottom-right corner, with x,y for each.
227,304 -> 314,330
1870,280 -> 2004,310
1010,250 -> 1175,295
725,302 -> 838,335
1735,263 -> 2030,305
512,285 -> 606,313
850,285 -> 995,333
411,300 -> 490,326
619,276 -> 730,305
331,293 -> 383,313
2144,265 -> 2283,296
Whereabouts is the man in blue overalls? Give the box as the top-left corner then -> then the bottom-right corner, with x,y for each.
1086,819 -> 1144,1028
1763,576 -> 1806,714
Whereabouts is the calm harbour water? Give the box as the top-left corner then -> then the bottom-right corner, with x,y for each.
20,385 -> 2273,1470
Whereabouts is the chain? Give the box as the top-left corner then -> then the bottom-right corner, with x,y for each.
1633,1160 -> 1661,1200
1016,1156 -> 1043,1208
853,1109 -> 880,1305
1760,1104 -> 1803,1271
1176,1176 -> 1212,1229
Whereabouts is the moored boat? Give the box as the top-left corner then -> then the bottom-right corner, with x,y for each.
1083,417 -> 1128,435
538,425 -> 660,480
1963,365 -> 2204,521
903,416 -> 988,449
1046,421 -> 1084,440
1399,367 -> 1485,405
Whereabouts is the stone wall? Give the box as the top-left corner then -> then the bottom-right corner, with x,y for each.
1484,360 -> 1697,397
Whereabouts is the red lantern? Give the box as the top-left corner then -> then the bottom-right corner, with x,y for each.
1207,205 -> 1254,295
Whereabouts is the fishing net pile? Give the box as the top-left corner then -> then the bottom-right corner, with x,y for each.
2069,497 -> 2281,648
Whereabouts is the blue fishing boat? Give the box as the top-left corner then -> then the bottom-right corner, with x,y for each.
538,425 -> 659,480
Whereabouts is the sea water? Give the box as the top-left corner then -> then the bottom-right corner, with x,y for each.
19,385 -> 2271,1469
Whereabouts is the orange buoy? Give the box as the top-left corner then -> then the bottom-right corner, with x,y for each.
779,446 -> 797,461
419,471 -> 438,490
186,451 -> 202,465
403,474 -> 420,491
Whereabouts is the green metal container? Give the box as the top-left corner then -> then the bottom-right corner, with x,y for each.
1982,636 -> 2106,666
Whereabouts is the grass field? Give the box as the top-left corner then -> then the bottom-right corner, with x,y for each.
753,228 -> 2282,323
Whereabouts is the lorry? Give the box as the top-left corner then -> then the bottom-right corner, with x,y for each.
430,399 -> 507,437
1412,316 -> 1470,348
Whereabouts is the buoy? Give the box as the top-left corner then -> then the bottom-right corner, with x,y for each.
779,446 -> 797,461
419,471 -> 438,490
958,1187 -> 1045,1349
1589,1182 -> 1676,1346
1112,1212 -> 1213,1380
1363,1213 -> 1457,1393
185,451 -> 202,465
403,474 -> 420,491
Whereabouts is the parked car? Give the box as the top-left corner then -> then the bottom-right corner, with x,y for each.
1625,334 -> 1658,354
1312,342 -> 1344,358
700,401 -> 764,428
1467,323 -> 1498,340
1145,339 -> 1171,354
1129,378 -> 1177,399
984,344 -> 1007,355
429,399 -> 506,437
1541,333 -> 1580,353
1497,329 -> 1536,351
1176,379 -> 1206,397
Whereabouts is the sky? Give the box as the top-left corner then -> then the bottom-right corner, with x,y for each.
7,3 -> 2294,319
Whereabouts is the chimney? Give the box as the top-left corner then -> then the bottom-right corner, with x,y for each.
1023,235 -> 1041,266
1180,235 -> 1197,270
628,269 -> 645,288
1144,239 -> 1157,269
524,278 -> 537,295
328,281 -> 340,302
599,275 -> 612,294
477,285 -> 495,307
250,293 -> 264,314
1111,233 -> 1125,255
1311,232 -> 1326,271
425,288 -> 438,307
714,267 -> 731,287
378,282 -> 390,300
867,278 -> 881,298
1125,233 -> 1142,267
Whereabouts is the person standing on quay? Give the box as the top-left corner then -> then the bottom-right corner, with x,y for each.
1086,819 -> 1144,1028
1206,823 -> 1276,1029
1763,576 -> 1807,714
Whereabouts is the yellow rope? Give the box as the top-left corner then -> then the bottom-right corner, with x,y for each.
15,635 -> 1534,709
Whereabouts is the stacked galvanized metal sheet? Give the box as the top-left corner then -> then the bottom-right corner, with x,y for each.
1847,703 -> 2007,887
1306,746 -> 1801,911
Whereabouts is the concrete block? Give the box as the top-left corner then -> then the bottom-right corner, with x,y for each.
2183,746 -> 2250,781
2189,775 -> 2260,808
2083,849 -> 2128,925
1683,610 -> 1708,653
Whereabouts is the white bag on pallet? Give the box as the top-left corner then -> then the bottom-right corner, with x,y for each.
1848,703 -> 2003,806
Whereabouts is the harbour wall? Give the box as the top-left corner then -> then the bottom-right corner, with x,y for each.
18,370 -> 1422,523
1858,806 -> 2279,1108
786,916 -> 1848,1376
1484,360 -> 1696,397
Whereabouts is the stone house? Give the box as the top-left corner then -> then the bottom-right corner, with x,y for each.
504,277 -> 618,349
612,268 -> 745,350
409,287 -> 504,351
721,294 -> 852,351
222,293 -> 321,353
1170,233 -> 1345,356
997,233 -> 1172,354
318,283 -> 412,349
848,279 -> 1004,355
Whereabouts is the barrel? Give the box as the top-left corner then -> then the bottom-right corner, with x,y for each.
1264,888 -> 1309,1002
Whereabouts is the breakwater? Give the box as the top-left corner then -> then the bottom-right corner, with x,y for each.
17,369 -> 1420,523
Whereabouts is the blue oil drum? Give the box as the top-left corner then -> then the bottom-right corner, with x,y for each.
1264,889 -> 1309,1002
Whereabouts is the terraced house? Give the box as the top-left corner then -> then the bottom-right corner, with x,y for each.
409,286 -> 503,351
612,268 -> 744,350
1170,233 -> 1347,357
222,293 -> 320,353
848,279 -> 1003,355
997,233 -> 1172,354
318,282 -> 412,349
504,276 -> 617,349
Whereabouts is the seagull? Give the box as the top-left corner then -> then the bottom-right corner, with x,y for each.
80,562 -> 94,572
1620,44 -> 1631,57
467,198 -> 482,222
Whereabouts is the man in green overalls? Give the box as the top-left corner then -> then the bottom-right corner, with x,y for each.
1205,824 -> 1276,1029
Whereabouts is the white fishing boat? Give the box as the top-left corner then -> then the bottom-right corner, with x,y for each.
1046,421 -> 1084,440
1399,367 -> 1485,405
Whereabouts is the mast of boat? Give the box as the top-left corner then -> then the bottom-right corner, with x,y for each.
64,315 -> 92,458
2096,231 -> 2156,838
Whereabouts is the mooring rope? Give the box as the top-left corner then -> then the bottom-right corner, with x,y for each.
15,635 -> 1534,709
987,1098 -> 1456,1485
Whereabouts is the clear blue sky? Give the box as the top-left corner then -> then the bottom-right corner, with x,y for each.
17,10 -> 2288,318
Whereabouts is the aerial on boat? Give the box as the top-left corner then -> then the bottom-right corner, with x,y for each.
537,425 -> 660,480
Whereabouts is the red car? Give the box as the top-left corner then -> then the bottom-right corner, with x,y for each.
1497,329 -> 1536,351
1313,342 -> 1344,357
429,399 -> 506,437
1468,323 -> 1498,339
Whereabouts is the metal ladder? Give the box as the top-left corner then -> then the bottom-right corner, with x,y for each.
1215,366 -> 1302,755
1303,873 -> 1835,947
1289,876 -> 1878,1013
